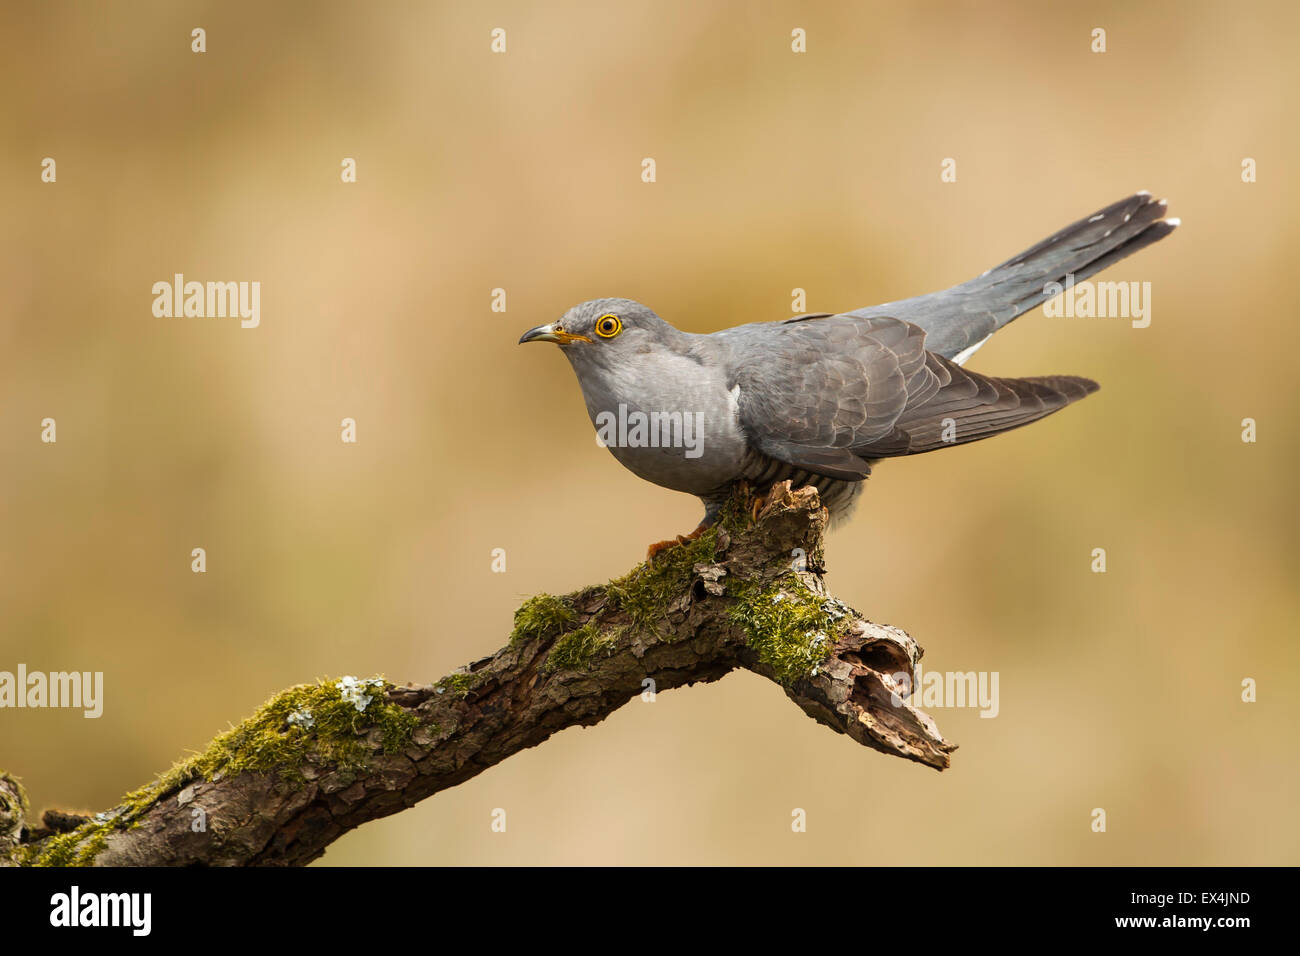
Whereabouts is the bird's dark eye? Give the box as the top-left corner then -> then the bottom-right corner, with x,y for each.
595,313 -> 622,338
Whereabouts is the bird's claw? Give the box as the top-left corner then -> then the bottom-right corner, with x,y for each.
645,524 -> 709,562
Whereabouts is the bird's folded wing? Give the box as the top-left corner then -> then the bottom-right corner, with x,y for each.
733,315 -> 1096,478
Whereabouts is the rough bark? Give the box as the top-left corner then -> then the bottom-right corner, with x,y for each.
2,482 -> 954,867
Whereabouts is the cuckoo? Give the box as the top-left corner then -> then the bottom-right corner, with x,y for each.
520,192 -> 1177,554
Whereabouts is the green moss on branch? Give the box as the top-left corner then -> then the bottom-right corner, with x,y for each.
17,676 -> 419,867
727,575 -> 845,685
510,594 -> 577,646
544,622 -> 620,672
606,530 -> 719,635
435,672 -> 478,699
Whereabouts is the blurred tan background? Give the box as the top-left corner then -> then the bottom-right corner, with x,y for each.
2,0 -> 1297,865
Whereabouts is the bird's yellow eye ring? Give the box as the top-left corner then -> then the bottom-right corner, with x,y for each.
594,313 -> 622,338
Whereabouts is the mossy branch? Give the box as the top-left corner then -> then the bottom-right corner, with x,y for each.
1,482 -> 954,867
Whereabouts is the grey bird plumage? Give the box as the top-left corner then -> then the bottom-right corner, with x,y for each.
520,193 -> 1177,536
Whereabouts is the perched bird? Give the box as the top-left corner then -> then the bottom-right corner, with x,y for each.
520,192 -> 1177,554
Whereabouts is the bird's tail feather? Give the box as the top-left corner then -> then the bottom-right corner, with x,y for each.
850,192 -> 1179,361
878,365 -> 1099,457
967,191 -> 1178,330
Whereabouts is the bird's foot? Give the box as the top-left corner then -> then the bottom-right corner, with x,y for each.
646,523 -> 709,563
725,479 -> 778,525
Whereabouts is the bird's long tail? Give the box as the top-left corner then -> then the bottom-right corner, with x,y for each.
850,192 -> 1179,360
967,191 -> 1178,328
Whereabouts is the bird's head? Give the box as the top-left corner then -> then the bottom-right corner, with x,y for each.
518,298 -> 683,369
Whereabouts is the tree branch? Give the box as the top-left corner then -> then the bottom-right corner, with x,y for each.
2,482 -> 954,867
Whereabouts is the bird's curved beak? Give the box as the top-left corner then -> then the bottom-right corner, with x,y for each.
518,323 -> 591,345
